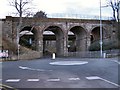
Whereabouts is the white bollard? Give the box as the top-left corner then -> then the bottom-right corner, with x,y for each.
52,53 -> 55,60
103,53 -> 106,58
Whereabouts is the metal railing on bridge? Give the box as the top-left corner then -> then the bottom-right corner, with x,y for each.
47,13 -> 113,20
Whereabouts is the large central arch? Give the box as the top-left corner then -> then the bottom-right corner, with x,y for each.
43,26 -> 64,57
69,26 -> 87,52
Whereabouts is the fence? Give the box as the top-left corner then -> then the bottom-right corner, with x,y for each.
47,13 -> 113,20
67,49 -> 119,58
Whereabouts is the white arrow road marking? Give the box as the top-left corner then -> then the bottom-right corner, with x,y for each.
19,66 -> 45,71
19,66 -> 28,69
0,79 -> 2,81
47,78 -> 60,82
27,79 -> 39,82
19,66 -> 52,72
6,79 -> 20,82
86,76 -> 120,87
68,78 -> 80,81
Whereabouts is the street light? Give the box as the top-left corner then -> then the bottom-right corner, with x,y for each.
118,1 -> 120,23
100,0 -> 103,58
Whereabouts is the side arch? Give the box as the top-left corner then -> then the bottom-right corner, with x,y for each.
19,26 -> 39,50
68,26 -> 87,51
90,26 -> 108,43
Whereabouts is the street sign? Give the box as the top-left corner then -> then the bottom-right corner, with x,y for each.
0,50 -> 8,58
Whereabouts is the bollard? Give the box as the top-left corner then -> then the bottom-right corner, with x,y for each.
52,53 -> 55,60
103,53 -> 106,58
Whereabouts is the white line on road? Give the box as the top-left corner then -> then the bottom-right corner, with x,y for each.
27,79 -> 39,82
47,78 -> 60,82
86,76 -> 100,80
68,77 -> 80,81
19,66 -> 45,71
86,76 -> 120,87
6,79 -> 20,83
112,60 -> 120,64
19,66 -> 52,72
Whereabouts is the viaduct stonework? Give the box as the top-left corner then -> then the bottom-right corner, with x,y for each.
2,16 -> 116,58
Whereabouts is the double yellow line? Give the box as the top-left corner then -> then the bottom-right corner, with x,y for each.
0,84 -> 18,90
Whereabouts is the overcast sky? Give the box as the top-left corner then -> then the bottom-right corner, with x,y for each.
0,0 -> 113,19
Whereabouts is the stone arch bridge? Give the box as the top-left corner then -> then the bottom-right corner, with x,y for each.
2,16 -> 115,58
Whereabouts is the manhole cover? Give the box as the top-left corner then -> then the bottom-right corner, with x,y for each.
49,61 -> 88,65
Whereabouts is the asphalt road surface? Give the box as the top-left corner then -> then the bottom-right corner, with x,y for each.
0,58 -> 119,89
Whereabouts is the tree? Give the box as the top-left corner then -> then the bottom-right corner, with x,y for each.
9,0 -> 33,59
106,0 -> 120,21
33,11 -> 47,18
9,0 -> 33,17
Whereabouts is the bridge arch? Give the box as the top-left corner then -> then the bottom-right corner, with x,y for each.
42,25 -> 64,56
19,26 -> 38,50
90,26 -> 107,43
68,26 -> 87,51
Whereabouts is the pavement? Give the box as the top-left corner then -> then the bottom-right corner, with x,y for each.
0,58 -> 119,89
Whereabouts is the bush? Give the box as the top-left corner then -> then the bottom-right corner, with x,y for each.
89,39 -> 119,51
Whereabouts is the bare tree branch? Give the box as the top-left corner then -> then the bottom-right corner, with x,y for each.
106,0 -> 119,21
21,1 -> 29,8
8,0 -> 33,17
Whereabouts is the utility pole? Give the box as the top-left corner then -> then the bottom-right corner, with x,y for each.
118,1 -> 120,23
100,0 -> 103,58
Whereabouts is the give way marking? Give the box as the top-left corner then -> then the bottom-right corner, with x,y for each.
47,78 -> 60,82
6,79 -> 20,83
27,79 -> 39,82
86,76 -> 120,87
68,77 -> 80,81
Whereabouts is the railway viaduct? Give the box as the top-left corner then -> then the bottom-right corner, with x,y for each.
1,16 -> 116,57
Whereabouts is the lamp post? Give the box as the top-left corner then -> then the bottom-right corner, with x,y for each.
100,0 -> 103,58
118,1 -> 120,23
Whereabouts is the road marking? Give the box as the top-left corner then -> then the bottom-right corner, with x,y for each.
112,60 -> 120,64
0,84 -> 16,90
6,79 -> 20,83
19,66 -> 45,71
68,77 -> 80,81
50,61 -> 88,65
86,76 -> 100,80
27,79 -> 39,82
19,66 -> 52,72
47,78 -> 60,82
86,76 -> 120,87
19,66 -> 28,69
